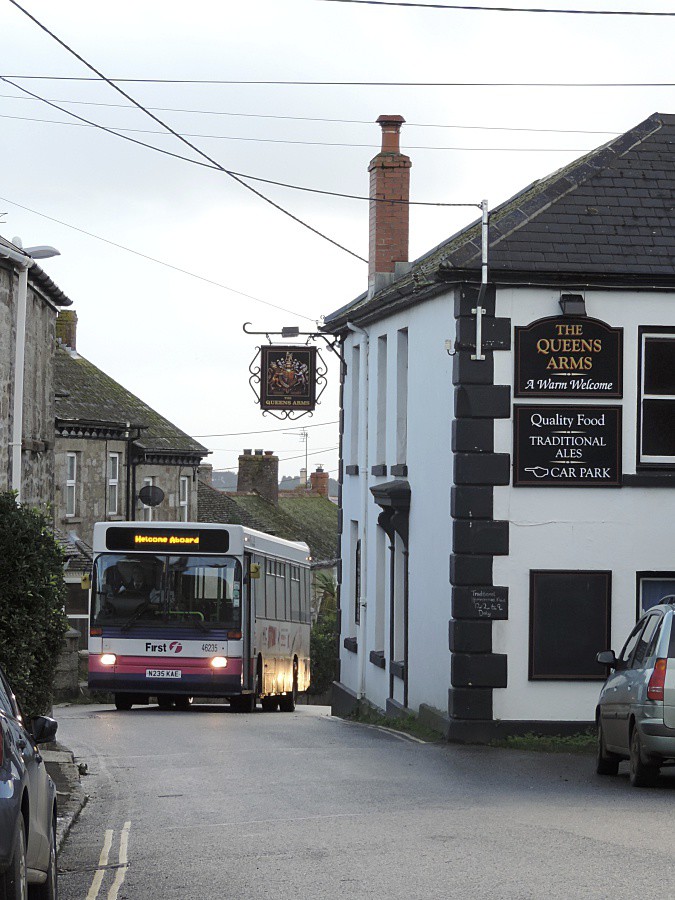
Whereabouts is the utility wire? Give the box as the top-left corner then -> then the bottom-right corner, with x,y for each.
193,421 -> 339,438
0,91 -> 620,134
0,82 -> 479,206
0,193 -> 317,322
315,0 -> 675,14
4,75 -> 675,87
7,1 -> 367,264
213,445 -> 338,471
0,110 -> 591,152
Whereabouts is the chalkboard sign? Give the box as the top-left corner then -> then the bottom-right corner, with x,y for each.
452,586 -> 509,620
529,570 -> 611,680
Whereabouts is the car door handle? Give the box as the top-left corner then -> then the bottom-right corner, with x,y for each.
17,738 -> 26,750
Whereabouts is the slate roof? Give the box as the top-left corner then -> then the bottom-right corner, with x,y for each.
54,529 -> 93,573
0,235 -> 72,307
198,480 -> 338,564
55,346 -> 208,459
325,112 -> 675,329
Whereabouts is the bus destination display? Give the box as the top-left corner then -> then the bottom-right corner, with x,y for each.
105,527 -> 230,553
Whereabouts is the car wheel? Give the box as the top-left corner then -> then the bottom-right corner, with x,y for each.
1,815 -> 28,900
30,814 -> 57,900
261,696 -> 279,712
230,693 -> 255,713
114,694 -> 133,711
629,727 -> 659,788
596,720 -> 620,776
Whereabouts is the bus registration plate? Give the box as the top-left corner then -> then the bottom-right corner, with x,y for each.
146,669 -> 182,679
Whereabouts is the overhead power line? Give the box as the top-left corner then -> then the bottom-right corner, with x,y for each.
0,193 -> 317,321
0,111 -> 592,152
193,421 -> 339,438
3,75 -> 675,87
7,1 -> 367,264
0,91 -> 620,134
316,0 -> 675,14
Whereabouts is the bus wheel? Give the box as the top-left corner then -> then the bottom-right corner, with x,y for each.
261,696 -> 278,712
115,694 -> 133,711
231,693 -> 255,713
158,696 -> 174,710
279,661 -> 298,712
175,696 -> 193,711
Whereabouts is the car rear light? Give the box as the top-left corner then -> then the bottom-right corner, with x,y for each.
648,657 -> 667,700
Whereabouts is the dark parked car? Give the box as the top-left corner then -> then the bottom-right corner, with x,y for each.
596,600 -> 675,787
0,666 -> 58,899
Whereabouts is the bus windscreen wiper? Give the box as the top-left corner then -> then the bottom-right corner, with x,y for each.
120,601 -> 151,632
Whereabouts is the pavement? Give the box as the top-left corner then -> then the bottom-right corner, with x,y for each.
43,742 -> 88,853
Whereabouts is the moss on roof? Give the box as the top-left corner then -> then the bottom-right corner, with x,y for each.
55,347 -> 207,455
198,480 -> 338,563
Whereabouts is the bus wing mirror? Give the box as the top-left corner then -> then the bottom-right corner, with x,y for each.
81,573 -> 91,590
250,564 -> 261,579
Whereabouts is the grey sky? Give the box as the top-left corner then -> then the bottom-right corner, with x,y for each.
1,0 -> 673,477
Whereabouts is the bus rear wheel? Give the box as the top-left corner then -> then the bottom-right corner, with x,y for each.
115,694 -> 133,711
279,661 -> 298,712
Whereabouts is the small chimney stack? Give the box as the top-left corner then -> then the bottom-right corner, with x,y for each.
236,449 -> 279,506
310,466 -> 329,498
56,309 -> 78,350
368,115 -> 411,294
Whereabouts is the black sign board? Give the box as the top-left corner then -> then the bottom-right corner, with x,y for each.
515,316 -> 622,398
260,345 -> 317,412
452,586 -> 509,620
514,405 -> 622,487
106,527 -> 230,554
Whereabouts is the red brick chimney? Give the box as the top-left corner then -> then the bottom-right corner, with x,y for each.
368,115 -> 411,293
310,466 -> 329,498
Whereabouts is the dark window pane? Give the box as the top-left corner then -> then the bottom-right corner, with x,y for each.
529,571 -> 610,680
65,582 -> 89,616
644,339 -> 675,395
642,400 -> 675,456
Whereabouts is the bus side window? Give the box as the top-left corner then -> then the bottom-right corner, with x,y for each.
254,555 -> 266,619
290,565 -> 301,622
265,558 -> 276,620
304,568 -> 311,623
276,562 -> 287,621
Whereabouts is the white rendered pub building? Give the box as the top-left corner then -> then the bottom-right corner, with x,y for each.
324,112 -> 675,739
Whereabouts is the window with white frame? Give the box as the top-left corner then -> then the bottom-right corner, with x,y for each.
639,330 -> 675,464
107,453 -> 120,515
141,476 -> 154,521
66,453 -> 77,517
179,476 -> 189,521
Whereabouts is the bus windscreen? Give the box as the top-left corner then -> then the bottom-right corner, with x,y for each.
92,554 -> 242,631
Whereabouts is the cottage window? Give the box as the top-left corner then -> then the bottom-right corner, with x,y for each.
141,476 -> 154,522
66,452 -> 77,517
107,453 -> 120,515
639,331 -> 675,464
179,475 -> 189,522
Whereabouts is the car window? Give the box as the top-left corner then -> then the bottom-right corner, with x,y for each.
618,619 -> 647,666
0,670 -> 16,717
632,614 -> 662,667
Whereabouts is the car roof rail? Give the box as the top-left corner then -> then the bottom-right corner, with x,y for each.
656,595 -> 675,606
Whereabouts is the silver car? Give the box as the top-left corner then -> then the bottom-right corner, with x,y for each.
596,601 -> 675,787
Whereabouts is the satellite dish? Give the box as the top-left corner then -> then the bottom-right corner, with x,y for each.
138,485 -> 165,507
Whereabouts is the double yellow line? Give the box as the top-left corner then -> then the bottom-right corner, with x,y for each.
86,821 -> 131,900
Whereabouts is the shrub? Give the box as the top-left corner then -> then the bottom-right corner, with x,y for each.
0,493 -> 68,718
309,605 -> 338,695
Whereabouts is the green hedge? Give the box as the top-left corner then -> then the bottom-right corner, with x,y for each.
309,607 -> 338,695
0,493 -> 68,718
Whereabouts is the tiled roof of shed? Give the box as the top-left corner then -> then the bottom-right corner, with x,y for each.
198,480 -> 338,564
55,347 -> 207,456
325,112 -> 675,327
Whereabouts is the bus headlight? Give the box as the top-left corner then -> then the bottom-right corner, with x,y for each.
211,656 -> 227,669
100,653 -> 117,666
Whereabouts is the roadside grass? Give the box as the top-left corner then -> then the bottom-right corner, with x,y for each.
490,731 -> 596,754
346,707 -> 444,743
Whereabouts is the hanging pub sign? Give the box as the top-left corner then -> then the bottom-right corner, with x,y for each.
259,345 -> 317,412
514,316 -> 623,398
513,405 -> 622,487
